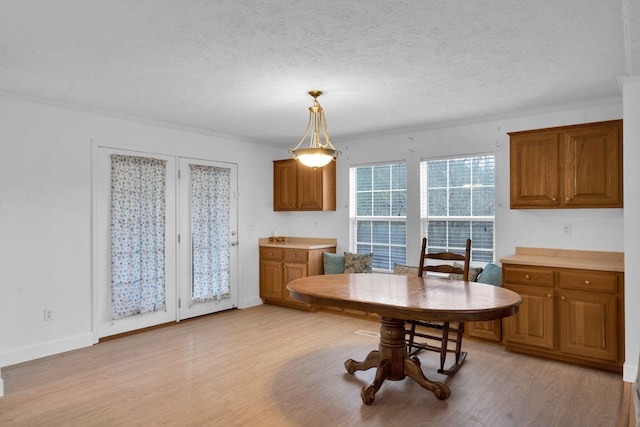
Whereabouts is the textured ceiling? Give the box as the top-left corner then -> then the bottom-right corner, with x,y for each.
0,0 -> 638,146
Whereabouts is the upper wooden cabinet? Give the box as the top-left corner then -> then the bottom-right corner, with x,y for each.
273,159 -> 336,211
509,120 -> 623,209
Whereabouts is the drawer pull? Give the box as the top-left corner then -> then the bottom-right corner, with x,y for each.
584,280 -> 590,285
525,274 -> 531,279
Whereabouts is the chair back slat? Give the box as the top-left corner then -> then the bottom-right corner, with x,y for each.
418,238 -> 471,281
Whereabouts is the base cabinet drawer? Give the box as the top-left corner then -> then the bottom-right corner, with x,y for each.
558,271 -> 618,292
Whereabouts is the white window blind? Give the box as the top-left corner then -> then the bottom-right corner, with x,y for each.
420,155 -> 495,263
349,163 -> 407,271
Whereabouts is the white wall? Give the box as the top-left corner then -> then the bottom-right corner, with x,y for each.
621,76 -> 640,383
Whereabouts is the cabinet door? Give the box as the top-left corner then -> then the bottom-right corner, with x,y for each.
561,123 -> 622,207
283,262 -> 308,303
510,132 -> 559,208
503,284 -> 555,349
297,164 -> 325,210
273,160 -> 299,211
259,259 -> 283,300
558,290 -> 618,362
466,320 -> 501,343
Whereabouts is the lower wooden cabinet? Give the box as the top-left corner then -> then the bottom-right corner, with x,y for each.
558,290 -> 618,362
502,282 -> 555,350
465,319 -> 502,343
501,262 -> 624,372
259,245 -> 335,311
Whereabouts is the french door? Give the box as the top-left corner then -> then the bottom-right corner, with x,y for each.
94,147 -> 237,338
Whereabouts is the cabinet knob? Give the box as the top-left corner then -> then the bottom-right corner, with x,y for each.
561,296 -> 566,300
584,280 -> 590,285
547,293 -> 552,298
551,198 -> 557,201
525,274 -> 531,279
292,254 -> 296,258
565,197 -> 571,201
269,252 -> 273,256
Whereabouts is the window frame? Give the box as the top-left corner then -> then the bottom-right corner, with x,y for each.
349,161 -> 407,272
419,153 -> 496,264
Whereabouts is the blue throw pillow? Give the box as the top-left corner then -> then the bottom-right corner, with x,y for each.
323,252 -> 345,274
476,263 -> 502,286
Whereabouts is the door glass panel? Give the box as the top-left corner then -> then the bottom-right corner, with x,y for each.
110,154 -> 167,320
178,158 -> 238,320
190,164 -> 231,302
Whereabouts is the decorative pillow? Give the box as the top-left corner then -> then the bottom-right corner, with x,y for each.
343,252 -> 372,273
449,262 -> 482,282
393,264 -> 419,276
476,263 -> 503,286
323,252 -> 345,274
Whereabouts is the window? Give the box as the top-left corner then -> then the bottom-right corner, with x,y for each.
420,155 -> 495,263
349,163 -> 407,271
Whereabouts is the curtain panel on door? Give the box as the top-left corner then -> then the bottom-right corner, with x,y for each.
111,155 -> 167,320
190,164 -> 231,303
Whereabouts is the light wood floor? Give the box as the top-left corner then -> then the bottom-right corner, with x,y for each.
0,304 -> 623,426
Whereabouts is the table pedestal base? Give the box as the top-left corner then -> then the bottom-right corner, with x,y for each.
344,316 -> 451,405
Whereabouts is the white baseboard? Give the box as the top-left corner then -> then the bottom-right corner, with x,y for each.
0,333 -> 94,370
0,333 -> 94,397
625,362 -> 639,384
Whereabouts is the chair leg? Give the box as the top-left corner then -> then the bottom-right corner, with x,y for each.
454,322 -> 464,363
437,322 -> 467,376
407,321 -> 417,354
439,322 -> 450,372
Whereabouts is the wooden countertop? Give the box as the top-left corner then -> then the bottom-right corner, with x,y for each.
500,247 -> 624,272
258,237 -> 337,250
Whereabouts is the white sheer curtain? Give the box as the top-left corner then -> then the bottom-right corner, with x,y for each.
190,164 -> 231,302
110,155 -> 167,320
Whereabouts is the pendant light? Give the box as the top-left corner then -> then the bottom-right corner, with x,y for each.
289,90 -> 341,167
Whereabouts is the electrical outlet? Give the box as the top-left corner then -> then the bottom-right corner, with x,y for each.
44,309 -> 53,321
563,224 -> 572,237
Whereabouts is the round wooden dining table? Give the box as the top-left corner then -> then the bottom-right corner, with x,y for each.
287,273 -> 522,405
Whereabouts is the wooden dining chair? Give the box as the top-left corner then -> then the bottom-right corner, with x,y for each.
406,237 -> 471,375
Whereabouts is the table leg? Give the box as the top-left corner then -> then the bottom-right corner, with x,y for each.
345,350 -> 380,374
403,356 -> 450,400
344,316 -> 450,404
